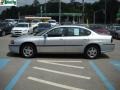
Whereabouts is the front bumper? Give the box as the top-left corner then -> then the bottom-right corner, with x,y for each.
101,44 -> 115,53
11,31 -> 28,36
9,45 -> 20,54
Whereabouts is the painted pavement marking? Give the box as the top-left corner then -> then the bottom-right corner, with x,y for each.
5,60 -> 31,90
38,60 -> 83,63
0,58 -> 9,70
89,61 -> 115,90
37,60 -> 85,69
33,66 -> 91,80
28,76 -> 85,90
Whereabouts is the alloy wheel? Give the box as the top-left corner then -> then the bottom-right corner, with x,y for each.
22,45 -> 34,58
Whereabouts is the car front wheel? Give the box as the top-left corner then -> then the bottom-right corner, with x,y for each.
20,44 -> 36,58
84,45 -> 100,59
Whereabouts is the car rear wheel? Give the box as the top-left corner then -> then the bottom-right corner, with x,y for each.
20,44 -> 36,58
84,45 -> 100,59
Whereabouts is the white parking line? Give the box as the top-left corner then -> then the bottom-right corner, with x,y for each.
37,60 -> 85,69
33,67 -> 91,80
38,60 -> 83,63
28,77 -> 85,90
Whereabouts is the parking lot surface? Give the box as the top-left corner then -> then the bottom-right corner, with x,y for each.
0,35 -> 120,90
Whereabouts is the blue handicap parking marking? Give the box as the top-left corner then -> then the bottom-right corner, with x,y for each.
0,58 -> 9,70
89,61 -> 115,90
5,60 -> 31,90
110,60 -> 120,71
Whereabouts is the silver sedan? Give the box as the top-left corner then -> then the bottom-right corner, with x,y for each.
9,25 -> 115,59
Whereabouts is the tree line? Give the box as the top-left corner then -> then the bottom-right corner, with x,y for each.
0,0 -> 120,24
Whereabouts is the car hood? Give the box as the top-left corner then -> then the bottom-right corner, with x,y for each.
14,35 -> 43,42
12,27 -> 29,31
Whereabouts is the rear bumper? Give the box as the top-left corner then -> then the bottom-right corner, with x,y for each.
101,44 -> 115,53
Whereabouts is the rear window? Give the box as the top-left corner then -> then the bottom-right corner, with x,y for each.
64,27 -> 91,36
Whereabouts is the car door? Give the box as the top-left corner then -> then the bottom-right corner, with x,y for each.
39,27 -> 65,53
63,27 -> 91,53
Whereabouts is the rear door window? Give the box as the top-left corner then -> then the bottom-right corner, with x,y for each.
64,27 -> 91,36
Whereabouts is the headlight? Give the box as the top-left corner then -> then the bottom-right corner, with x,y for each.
23,30 -> 28,32
11,40 -> 14,44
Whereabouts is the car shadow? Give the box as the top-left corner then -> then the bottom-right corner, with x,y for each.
7,52 -> 110,60
7,52 -> 23,59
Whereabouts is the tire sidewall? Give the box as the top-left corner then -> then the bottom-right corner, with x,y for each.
84,45 -> 100,59
20,44 -> 36,58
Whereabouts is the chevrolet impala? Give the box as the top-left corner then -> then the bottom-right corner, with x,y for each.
9,25 -> 115,59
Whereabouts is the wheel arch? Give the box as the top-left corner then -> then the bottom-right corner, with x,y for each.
84,43 -> 101,53
19,42 -> 37,54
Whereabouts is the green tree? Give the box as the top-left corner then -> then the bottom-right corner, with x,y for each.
32,0 -> 40,6
70,0 -> 75,3
92,0 -> 120,23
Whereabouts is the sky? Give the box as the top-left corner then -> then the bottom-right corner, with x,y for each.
0,0 -> 100,14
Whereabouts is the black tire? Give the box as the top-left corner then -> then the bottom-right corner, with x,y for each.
20,43 -> 36,58
84,45 -> 100,59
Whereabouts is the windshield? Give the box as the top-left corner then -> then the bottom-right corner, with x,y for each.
34,29 -> 48,36
16,24 -> 28,27
38,24 -> 51,28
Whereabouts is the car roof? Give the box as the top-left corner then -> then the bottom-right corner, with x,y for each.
51,25 -> 91,31
56,25 -> 88,29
